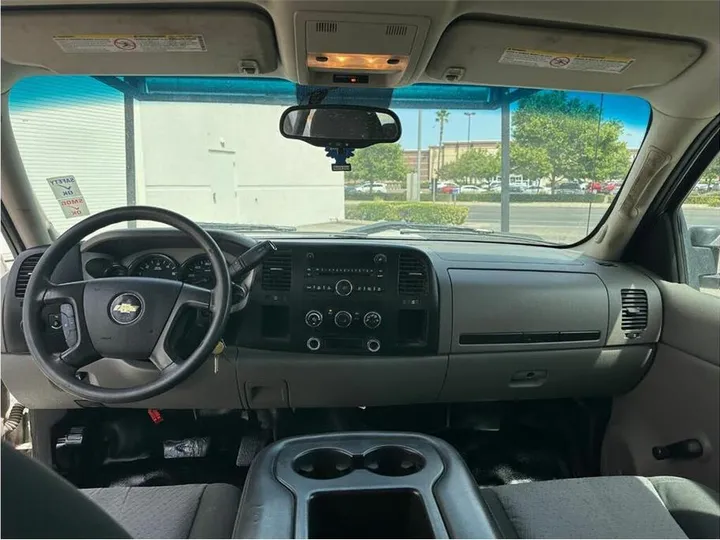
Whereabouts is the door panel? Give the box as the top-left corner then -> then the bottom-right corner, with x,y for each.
602,280 -> 720,491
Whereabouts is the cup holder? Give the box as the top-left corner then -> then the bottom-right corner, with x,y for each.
293,448 -> 354,480
293,445 -> 426,480
363,446 -> 426,477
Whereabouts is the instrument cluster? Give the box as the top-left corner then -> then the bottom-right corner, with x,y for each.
84,253 -> 216,288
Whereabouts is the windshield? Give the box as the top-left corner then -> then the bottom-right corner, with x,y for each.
8,76 -> 651,245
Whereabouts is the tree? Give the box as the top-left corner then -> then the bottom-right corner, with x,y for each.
511,91 -> 631,192
435,109 -> 451,171
346,143 -> 408,183
701,154 -> 720,184
439,149 -> 500,184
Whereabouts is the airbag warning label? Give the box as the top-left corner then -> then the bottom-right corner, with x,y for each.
499,48 -> 634,73
53,34 -> 207,53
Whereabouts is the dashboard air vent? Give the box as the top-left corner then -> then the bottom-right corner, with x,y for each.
621,289 -> 648,332
316,21 -> 338,33
262,251 -> 292,291
398,253 -> 428,295
14,253 -> 42,298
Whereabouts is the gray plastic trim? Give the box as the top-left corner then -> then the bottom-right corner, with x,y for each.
440,346 -> 654,402
236,348 -> 448,408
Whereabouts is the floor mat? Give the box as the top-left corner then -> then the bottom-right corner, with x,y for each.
440,429 -> 573,486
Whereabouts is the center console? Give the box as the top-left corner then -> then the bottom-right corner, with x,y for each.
234,432 -> 497,539
232,244 -> 440,356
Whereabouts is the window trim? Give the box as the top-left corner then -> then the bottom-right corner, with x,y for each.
629,115 -> 719,285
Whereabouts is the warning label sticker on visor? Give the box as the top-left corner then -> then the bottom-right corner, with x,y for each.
53,34 -> 207,53
499,48 -> 634,74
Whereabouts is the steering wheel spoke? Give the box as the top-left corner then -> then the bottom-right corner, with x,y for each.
58,337 -> 101,370
42,280 -> 87,305
148,284 -> 213,371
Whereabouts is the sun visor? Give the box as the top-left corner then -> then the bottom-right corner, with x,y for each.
1,9 -> 279,76
426,20 -> 702,92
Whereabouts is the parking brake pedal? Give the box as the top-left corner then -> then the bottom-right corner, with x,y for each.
236,433 -> 270,467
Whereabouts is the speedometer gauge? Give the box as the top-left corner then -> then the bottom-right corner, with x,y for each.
130,254 -> 179,280
182,255 -> 215,288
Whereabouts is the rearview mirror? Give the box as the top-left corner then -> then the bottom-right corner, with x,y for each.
279,105 -> 401,148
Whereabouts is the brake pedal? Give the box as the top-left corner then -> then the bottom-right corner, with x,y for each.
236,433 -> 269,467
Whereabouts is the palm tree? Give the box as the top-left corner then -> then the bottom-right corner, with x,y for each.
435,109 -> 450,172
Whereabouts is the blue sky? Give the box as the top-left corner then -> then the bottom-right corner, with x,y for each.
395,92 -> 651,150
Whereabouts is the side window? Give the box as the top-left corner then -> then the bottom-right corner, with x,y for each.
1,234 -> 14,277
680,152 -> 720,296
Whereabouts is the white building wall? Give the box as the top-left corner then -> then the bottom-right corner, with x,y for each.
9,77 -> 127,234
135,101 -> 344,227
8,78 -> 344,245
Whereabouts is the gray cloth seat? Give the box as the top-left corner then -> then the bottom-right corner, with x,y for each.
480,475 -> 720,539
2,442 -> 241,539
82,484 -> 242,539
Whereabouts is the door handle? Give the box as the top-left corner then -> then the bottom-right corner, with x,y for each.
213,192 -> 217,204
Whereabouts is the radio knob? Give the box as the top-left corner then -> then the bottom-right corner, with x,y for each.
363,311 -> 382,329
366,338 -> 381,353
334,310 -> 353,328
305,310 -> 323,328
306,337 -> 321,351
335,279 -> 353,297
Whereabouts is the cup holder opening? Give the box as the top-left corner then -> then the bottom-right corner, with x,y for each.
363,446 -> 426,477
293,448 -> 354,480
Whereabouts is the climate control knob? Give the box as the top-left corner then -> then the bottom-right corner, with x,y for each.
335,279 -> 353,297
334,310 -> 353,328
366,339 -> 381,353
306,337 -> 321,351
363,311 -> 382,329
305,310 -> 323,328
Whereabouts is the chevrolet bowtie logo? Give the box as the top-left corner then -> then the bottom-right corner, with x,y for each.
113,303 -> 140,314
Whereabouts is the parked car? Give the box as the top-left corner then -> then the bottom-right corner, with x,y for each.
355,182 -> 387,194
489,182 -> 527,194
344,185 -> 357,195
524,185 -> 551,195
436,181 -> 460,194
460,185 -> 484,193
586,181 -> 604,194
555,182 -> 584,195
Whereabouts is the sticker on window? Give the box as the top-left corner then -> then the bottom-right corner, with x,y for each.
53,34 -> 207,53
47,175 -> 90,218
499,48 -> 634,74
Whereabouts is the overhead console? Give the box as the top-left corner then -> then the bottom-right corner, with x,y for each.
426,19 -> 702,91
231,243 -> 439,356
293,12 -> 430,87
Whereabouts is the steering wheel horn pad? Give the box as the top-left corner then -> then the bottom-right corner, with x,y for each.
22,206 -> 232,404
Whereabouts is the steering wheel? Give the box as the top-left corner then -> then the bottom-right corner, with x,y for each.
22,206 -> 232,404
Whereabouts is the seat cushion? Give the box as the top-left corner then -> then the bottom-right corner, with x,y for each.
82,484 -> 241,539
649,476 -> 720,539
481,476 -> 720,539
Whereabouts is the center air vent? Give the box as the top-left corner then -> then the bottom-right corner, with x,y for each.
398,253 -> 428,295
262,251 -> 292,291
621,289 -> 648,333
15,253 -> 42,298
316,21 -> 338,33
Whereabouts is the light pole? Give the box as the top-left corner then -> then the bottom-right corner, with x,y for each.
464,112 -> 475,147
